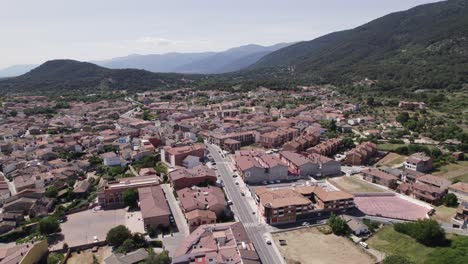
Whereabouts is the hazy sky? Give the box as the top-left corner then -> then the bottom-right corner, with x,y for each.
0,0 -> 441,68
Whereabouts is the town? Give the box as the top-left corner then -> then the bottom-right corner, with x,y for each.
0,85 -> 466,264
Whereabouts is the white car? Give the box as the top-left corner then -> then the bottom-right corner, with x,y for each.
262,181 -> 268,185
302,222 -> 310,226
265,238 -> 272,245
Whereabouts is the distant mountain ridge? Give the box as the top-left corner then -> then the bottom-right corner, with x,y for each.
0,43 -> 292,78
94,43 -> 292,74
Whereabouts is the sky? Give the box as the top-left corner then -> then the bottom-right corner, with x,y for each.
0,0 -> 442,69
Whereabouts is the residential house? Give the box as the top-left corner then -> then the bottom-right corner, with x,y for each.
361,168 -> 398,189
172,222 -> 260,264
169,165 -> 217,190
161,144 -> 205,168
404,153 -> 433,173
449,182 -> 468,202
343,141 -> 377,166
234,151 -> 289,184
138,185 -> 171,229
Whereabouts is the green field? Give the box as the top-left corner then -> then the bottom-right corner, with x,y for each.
433,161 -> 468,183
368,226 -> 468,264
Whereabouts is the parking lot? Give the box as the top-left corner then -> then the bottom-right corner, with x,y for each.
51,208 -> 145,250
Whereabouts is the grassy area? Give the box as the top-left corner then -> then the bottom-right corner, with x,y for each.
368,226 -> 468,264
330,176 -> 385,193
377,143 -> 406,152
367,226 -> 435,263
376,152 -> 407,167
432,205 -> 457,223
433,161 -> 468,183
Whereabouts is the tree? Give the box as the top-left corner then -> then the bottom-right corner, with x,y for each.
327,213 -> 349,236
106,225 -> 132,248
341,137 -> 355,149
442,193 -> 458,207
45,186 -> 58,198
47,253 -> 64,264
122,188 -> 139,208
396,112 -> 410,124
38,216 -> 60,235
366,97 -> 375,106
145,248 -> 171,264
383,255 -> 413,264
196,136 -> 204,143
117,238 -> 136,253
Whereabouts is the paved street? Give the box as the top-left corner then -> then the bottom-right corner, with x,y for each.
206,143 -> 285,264
161,183 -> 189,257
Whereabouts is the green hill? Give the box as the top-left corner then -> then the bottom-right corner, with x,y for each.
0,60 -> 199,95
248,0 -> 468,91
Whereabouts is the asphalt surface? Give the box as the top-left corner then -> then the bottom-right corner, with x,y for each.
206,143 -> 284,264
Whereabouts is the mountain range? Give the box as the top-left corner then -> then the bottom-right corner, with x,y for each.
247,0 -> 468,91
0,43 -> 291,78
1,0 -> 467,94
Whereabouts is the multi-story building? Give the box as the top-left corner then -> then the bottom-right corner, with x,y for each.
169,165 -> 217,190
173,222 -> 260,264
138,185 -> 171,229
234,151 -> 289,184
361,168 -> 398,189
177,186 -> 227,232
255,186 -> 354,225
282,133 -> 319,152
452,201 -> 468,229
412,174 -> 451,205
343,141 -> 377,165
161,143 -> 205,168
97,175 -> 160,207
307,138 -> 342,156
404,153 -> 433,172
259,128 -> 299,148
279,151 -> 341,177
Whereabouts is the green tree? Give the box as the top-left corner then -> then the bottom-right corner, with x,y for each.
327,213 -> 349,236
117,238 -> 136,253
145,248 -> 171,264
45,186 -> 59,198
38,216 -> 60,235
196,136 -> 204,143
383,255 -> 413,264
396,112 -> 410,124
122,188 -> 139,208
106,225 -> 132,248
47,253 -> 64,264
442,193 -> 458,207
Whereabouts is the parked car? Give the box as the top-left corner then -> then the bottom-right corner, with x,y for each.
232,174 -> 238,178
268,180 -> 275,184
359,242 -> 369,249
240,191 -> 245,196
262,181 -> 268,185
302,222 -> 310,226
275,180 -> 281,184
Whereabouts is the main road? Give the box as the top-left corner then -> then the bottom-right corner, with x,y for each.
206,143 -> 284,264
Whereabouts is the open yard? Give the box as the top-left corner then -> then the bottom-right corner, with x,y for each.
51,208 -> 145,250
330,176 -> 385,193
67,246 -> 112,264
375,152 -> 407,168
377,143 -> 406,152
433,161 -> 468,183
272,227 -> 374,264
368,226 -> 468,264
431,205 -> 457,223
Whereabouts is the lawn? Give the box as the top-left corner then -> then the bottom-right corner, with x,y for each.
375,152 -> 407,168
368,226 -> 468,264
367,226 -> 435,263
433,161 -> 468,183
330,176 -> 385,193
432,205 -> 457,223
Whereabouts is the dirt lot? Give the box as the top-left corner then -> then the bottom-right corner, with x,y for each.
330,176 -> 385,193
67,246 -> 112,264
432,205 -> 457,223
272,227 -> 374,264
375,152 -> 406,167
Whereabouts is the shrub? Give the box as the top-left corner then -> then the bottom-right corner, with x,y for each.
38,216 -> 60,235
442,193 -> 458,207
383,255 -> 413,264
394,219 -> 446,247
